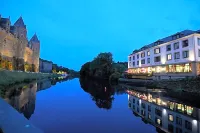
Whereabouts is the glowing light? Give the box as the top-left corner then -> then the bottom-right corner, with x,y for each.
193,120 -> 197,125
162,102 -> 167,106
163,109 -> 167,115
139,99 -> 141,104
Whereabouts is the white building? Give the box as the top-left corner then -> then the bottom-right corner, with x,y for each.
127,90 -> 200,133
128,30 -> 200,80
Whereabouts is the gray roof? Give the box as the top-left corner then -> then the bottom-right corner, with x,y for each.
14,17 -> 26,28
130,29 -> 197,55
30,34 -> 40,43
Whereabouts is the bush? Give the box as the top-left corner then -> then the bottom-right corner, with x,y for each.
109,72 -> 121,83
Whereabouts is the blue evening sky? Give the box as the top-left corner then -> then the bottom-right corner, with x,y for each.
1,0 -> 200,70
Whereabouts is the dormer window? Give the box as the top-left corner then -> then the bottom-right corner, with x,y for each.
172,34 -> 180,40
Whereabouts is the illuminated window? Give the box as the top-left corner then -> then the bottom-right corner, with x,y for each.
186,106 -> 193,115
168,114 -> 174,122
182,40 -> 189,47
174,42 -> 179,50
167,54 -> 172,60
147,51 -> 150,56
155,118 -> 162,126
183,51 -> 189,58
166,44 -> 171,51
141,52 -> 145,58
154,48 -> 160,54
174,52 -> 180,59
141,59 -> 145,64
154,56 -> 161,62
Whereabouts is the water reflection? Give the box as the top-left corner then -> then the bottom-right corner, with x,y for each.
79,78 -> 115,110
0,77 -> 69,119
128,90 -> 200,133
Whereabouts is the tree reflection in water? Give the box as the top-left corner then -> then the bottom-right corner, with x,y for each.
79,77 -> 115,110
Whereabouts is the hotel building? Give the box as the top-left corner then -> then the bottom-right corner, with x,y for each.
128,30 -> 200,80
127,90 -> 200,133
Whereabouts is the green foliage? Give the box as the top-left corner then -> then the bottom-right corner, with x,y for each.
80,52 -> 127,80
109,72 -> 121,83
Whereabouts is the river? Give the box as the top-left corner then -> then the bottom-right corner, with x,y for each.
0,77 -> 199,133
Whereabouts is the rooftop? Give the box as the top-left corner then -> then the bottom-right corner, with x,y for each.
129,29 -> 198,55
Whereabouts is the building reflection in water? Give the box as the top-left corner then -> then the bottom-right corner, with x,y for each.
2,78 -> 59,119
127,90 -> 200,133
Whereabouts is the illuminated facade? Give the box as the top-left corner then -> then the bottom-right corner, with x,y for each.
0,15 -> 40,72
128,30 -> 200,79
127,90 -> 200,133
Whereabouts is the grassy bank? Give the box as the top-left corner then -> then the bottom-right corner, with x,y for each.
0,69 -> 60,87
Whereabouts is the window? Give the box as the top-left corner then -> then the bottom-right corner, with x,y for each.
141,52 -> 145,58
185,120 -> 192,130
168,114 -> 173,122
183,51 -> 189,58
174,52 -> 180,59
137,107 -> 139,113
155,118 -> 162,126
154,48 -> 160,54
176,117 -> 182,126
167,54 -> 172,60
133,56 -> 135,60
168,124 -> 174,133
132,62 -> 135,66
155,109 -> 162,117
137,61 -> 139,65
148,105 -> 151,112
198,49 -> 200,57
141,103 -> 145,109
166,44 -> 171,51
147,51 -> 150,56
182,40 -> 189,47
137,54 -> 139,59
141,59 -> 145,64
133,99 -> 135,103
154,56 -> 161,62
176,127 -> 182,133
172,34 -> 180,40
148,113 -> 151,119
141,110 -> 145,116
133,105 -> 135,110
198,38 -> 200,46
137,100 -> 139,105
174,42 -> 179,50
147,58 -> 150,64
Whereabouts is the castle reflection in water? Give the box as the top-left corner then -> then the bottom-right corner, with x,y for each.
3,78 -> 60,119
127,90 -> 200,133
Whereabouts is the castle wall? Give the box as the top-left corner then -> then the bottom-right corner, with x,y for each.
0,16 -> 40,72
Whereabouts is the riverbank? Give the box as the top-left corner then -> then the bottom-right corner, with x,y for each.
0,69 -> 60,88
119,77 -> 200,93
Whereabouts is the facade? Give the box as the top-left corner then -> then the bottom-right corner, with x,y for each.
0,15 -> 40,72
128,30 -> 200,80
127,90 -> 200,133
39,58 -> 53,73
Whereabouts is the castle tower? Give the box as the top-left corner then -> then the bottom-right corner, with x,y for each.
29,34 -> 40,72
12,17 -> 28,71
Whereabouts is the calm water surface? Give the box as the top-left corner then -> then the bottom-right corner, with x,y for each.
2,78 -> 200,133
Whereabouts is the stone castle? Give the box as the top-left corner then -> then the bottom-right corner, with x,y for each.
0,15 -> 40,72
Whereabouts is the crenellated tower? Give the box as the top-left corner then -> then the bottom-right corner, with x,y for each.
29,34 -> 40,72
